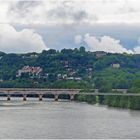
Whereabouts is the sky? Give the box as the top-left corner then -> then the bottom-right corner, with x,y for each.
0,0 -> 140,54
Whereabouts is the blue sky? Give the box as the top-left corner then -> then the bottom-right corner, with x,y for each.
0,0 -> 140,54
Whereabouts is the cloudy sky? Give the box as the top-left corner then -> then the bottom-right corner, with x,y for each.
0,0 -> 140,53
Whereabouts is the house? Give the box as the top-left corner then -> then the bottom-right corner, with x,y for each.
57,74 -> 62,79
74,77 -> 82,81
62,74 -> 67,79
66,77 -> 74,80
112,63 -> 120,68
95,51 -> 107,58
22,54 -> 38,59
30,54 -> 38,58
66,77 -> 82,81
86,68 -> 93,79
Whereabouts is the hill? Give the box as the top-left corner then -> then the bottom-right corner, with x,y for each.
0,47 -> 139,92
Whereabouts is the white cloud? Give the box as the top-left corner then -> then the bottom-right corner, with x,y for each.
0,24 -> 48,53
75,35 -> 82,44
0,0 -> 140,25
134,46 -> 140,54
134,37 -> 140,54
76,34 -> 134,54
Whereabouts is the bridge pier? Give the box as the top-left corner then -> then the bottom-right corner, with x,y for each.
39,94 -> 43,101
23,94 -> 27,101
95,89 -> 99,93
54,94 -> 59,101
70,94 -> 74,101
123,89 -> 127,94
7,94 -> 11,101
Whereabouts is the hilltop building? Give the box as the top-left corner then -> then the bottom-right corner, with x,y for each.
95,51 -> 107,58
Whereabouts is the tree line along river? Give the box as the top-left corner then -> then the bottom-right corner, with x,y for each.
75,94 -> 140,110
0,93 -> 140,110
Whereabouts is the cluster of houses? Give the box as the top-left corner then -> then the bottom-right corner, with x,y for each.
16,66 -> 42,77
112,63 -> 120,68
57,73 -> 82,81
95,51 -> 107,58
16,65 -> 82,81
16,61 -> 120,81
21,53 -> 38,59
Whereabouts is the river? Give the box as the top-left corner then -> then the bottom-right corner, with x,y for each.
0,98 -> 140,139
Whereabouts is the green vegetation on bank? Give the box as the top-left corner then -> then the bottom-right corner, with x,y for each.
104,96 -> 140,110
75,95 -> 140,110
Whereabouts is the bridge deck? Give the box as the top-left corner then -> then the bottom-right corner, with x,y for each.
0,88 -> 139,96
80,93 -> 140,96
0,88 -> 81,92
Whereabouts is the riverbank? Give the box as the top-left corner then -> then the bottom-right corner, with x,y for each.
0,94 -> 139,110
75,94 -> 140,110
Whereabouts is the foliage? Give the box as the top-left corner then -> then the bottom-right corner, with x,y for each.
75,94 -> 96,104
0,47 -> 139,92
104,95 -> 140,110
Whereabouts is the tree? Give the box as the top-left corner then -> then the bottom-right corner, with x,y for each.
79,46 -> 86,53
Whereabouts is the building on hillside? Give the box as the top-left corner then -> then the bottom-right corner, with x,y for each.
74,77 -> 82,81
30,54 -> 38,58
17,66 -> 42,77
62,74 -> 67,79
86,68 -> 93,79
95,51 -> 107,58
66,77 -> 82,81
112,63 -> 120,68
66,77 -> 74,80
22,54 -> 38,59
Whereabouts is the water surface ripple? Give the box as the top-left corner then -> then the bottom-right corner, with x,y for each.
0,98 -> 140,139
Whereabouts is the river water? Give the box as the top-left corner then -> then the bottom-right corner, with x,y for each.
0,98 -> 140,139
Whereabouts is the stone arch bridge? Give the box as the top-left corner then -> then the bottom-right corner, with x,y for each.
0,88 -> 139,101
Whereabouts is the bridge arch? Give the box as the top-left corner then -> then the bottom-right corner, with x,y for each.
43,92 -> 55,100
58,94 -> 71,100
